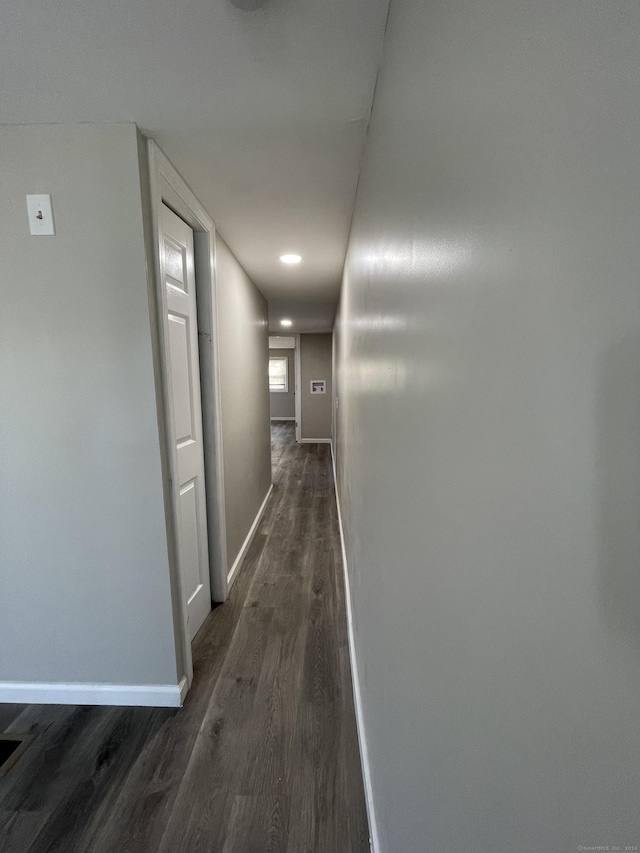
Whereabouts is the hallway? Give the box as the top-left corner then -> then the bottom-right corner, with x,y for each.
0,425 -> 368,853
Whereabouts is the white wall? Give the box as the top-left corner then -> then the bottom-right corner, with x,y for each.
300,333 -> 332,440
215,236 -> 272,570
334,2 -> 640,850
0,124 -> 179,689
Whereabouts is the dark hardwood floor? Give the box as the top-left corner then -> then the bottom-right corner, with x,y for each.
0,422 -> 369,853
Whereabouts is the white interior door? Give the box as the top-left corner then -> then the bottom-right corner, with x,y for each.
161,203 -> 211,642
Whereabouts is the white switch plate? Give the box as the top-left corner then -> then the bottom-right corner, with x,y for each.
26,194 -> 55,236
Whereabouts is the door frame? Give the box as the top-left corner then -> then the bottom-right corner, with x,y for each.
294,333 -> 302,443
147,140 -> 229,691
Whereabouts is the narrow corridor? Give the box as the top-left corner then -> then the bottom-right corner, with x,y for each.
0,424 -> 368,853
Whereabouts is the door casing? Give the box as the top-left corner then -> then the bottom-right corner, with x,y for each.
294,333 -> 302,442
147,139 -> 228,693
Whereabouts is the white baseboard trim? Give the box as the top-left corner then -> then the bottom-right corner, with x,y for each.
0,680 -> 184,707
270,416 -> 295,421
300,438 -> 331,444
331,441 -> 380,853
178,675 -> 189,705
227,483 -> 274,589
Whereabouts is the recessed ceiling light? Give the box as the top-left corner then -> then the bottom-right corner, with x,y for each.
280,254 -> 302,264
280,319 -> 293,327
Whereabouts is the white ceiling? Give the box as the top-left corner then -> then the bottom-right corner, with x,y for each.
1,0 -> 389,331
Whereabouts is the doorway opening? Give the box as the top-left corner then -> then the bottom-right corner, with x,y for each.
148,141 -> 228,695
268,333 -> 300,482
268,333 -> 300,437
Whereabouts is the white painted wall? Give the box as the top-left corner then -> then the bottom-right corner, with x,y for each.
0,123 -> 179,689
215,236 -> 272,570
334,2 -> 640,850
300,333 -> 333,440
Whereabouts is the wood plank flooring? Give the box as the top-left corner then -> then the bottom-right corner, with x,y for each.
0,422 -> 369,853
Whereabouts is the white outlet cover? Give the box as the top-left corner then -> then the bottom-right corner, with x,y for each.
26,194 -> 55,236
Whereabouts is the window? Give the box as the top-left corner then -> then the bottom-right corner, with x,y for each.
269,356 -> 288,392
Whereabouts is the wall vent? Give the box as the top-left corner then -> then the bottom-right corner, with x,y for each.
0,734 -> 34,777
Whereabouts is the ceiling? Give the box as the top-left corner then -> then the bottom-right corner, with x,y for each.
0,0 -> 390,332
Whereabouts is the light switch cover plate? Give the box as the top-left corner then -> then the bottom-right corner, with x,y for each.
26,194 -> 55,236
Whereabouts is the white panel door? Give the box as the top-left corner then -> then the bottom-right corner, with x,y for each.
161,203 -> 211,641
